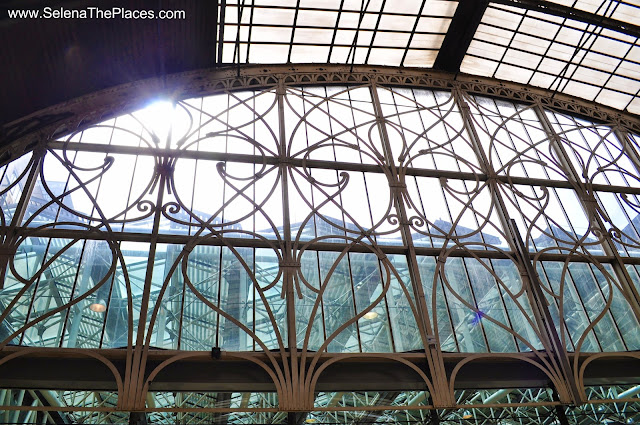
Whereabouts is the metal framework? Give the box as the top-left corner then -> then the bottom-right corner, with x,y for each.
2,66 -> 640,424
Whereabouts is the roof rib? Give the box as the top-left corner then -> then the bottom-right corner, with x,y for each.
433,0 -> 489,73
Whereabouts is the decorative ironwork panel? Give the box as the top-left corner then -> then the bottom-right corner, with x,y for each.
545,110 -> 640,187
418,255 -> 542,353
464,94 -> 568,180
537,260 -> 640,352
376,87 -> 479,173
2,75 -> 640,420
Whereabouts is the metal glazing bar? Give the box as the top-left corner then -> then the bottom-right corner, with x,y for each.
46,141 -> 640,195
464,34 -> 640,90
221,3 -> 450,18
217,0 -> 227,64
1,227 -> 626,264
400,1 -> 428,67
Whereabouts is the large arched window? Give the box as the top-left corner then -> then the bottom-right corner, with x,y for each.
2,69 -> 640,423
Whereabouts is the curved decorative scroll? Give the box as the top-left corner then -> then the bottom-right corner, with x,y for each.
578,352 -> 640,402
378,87 -> 483,175
544,111 -> 639,188
285,85 -> 385,164
0,348 -> 124,405
26,145 -> 158,230
0,153 -> 35,229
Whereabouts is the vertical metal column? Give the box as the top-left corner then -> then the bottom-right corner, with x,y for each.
126,123 -> 173,411
277,79 -> 302,410
369,81 -> 452,407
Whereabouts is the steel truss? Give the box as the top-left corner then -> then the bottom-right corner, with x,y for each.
2,66 -> 640,424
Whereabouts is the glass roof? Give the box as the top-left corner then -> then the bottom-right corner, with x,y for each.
461,3 -> 640,114
221,0 -> 457,67
217,0 -> 640,116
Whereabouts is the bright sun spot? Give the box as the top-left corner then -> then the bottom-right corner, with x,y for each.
137,99 -> 175,146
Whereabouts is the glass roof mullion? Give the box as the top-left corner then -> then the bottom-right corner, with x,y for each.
223,3 -> 449,18
465,39 -> 640,87
286,0 -> 301,64
526,9 -> 567,87
491,9 -> 529,80
327,0 -> 345,63
363,0 -> 387,65
228,22 -> 447,36
232,0 -> 248,65
623,85 -> 640,113
245,0 -> 256,64
592,39 -> 637,103
346,0 -> 370,69
551,24 -> 608,95
476,18 -> 640,68
399,1 -> 428,67
488,2 -> 640,41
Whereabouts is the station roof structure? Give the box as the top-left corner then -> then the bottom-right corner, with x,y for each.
2,0 -> 640,130
3,1 -> 640,425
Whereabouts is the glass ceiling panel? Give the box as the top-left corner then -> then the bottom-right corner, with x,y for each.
461,4 -> 640,115
220,1 -> 457,67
